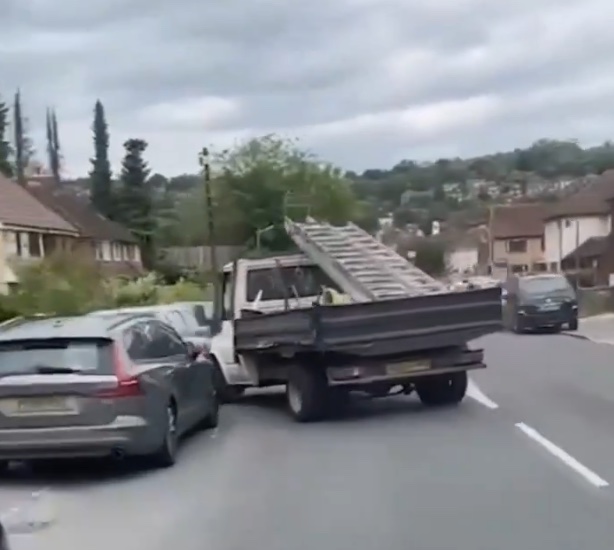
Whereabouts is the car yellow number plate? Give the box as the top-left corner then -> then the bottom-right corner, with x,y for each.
386,360 -> 430,376
14,397 -> 75,415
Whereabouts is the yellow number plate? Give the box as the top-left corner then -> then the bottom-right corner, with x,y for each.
386,360 -> 430,376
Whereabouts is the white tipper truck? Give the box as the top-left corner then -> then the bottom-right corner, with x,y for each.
207,218 -> 501,422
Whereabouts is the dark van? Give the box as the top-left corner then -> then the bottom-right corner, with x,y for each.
503,274 -> 578,333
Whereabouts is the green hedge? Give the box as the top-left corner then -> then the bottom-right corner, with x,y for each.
0,253 -> 210,320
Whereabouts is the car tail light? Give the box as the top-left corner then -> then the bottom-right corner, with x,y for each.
96,343 -> 142,398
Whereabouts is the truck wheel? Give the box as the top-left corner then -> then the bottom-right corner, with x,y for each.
568,319 -> 579,331
416,371 -> 468,406
212,361 -> 244,403
286,364 -> 329,422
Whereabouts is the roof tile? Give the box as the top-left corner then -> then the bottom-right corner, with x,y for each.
491,204 -> 546,239
26,180 -> 136,243
0,175 -> 77,233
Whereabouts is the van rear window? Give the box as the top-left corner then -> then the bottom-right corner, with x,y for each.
0,338 -> 113,376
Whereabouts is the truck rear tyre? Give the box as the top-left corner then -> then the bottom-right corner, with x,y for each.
286,364 -> 329,422
416,371 -> 468,406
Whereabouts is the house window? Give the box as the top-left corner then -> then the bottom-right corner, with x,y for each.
511,264 -> 528,273
506,239 -> 527,253
128,245 -> 136,261
95,242 -> 104,260
28,233 -> 42,257
540,236 -> 544,251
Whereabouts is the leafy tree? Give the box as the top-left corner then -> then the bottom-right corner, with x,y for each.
173,135 -> 360,250
51,108 -> 61,180
89,100 -> 114,218
45,108 -> 61,183
117,138 -> 155,267
12,90 -> 36,183
414,239 -> 446,277
13,90 -> 25,184
0,96 -> 12,177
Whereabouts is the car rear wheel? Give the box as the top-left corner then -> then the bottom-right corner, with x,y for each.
150,403 -> 178,468
512,315 -> 524,334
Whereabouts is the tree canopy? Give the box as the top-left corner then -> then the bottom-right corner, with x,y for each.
169,135 -> 362,251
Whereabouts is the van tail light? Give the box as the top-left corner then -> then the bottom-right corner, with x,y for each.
96,343 -> 142,398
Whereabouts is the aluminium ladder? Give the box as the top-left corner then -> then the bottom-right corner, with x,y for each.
284,218 -> 448,302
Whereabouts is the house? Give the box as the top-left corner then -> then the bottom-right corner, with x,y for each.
489,203 -> 547,275
25,178 -> 143,277
542,171 -> 614,272
0,175 -> 79,293
445,226 -> 489,275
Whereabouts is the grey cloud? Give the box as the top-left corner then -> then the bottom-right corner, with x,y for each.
2,0 -> 614,175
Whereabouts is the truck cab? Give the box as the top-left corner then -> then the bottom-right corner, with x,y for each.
208,254 -> 341,400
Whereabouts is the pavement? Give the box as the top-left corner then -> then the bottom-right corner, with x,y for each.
564,313 -> 614,344
4,331 -> 614,550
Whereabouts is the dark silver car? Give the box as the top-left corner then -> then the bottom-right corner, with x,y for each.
0,313 -> 218,469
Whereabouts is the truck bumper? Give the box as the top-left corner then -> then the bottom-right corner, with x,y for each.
327,347 -> 484,387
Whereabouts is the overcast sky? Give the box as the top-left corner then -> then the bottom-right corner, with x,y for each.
2,0 -> 613,177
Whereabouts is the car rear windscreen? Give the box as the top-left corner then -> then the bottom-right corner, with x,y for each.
520,276 -> 573,295
0,338 -> 114,376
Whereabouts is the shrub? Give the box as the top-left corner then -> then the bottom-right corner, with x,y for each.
0,256 -> 211,321
157,279 -> 209,303
5,251 -> 113,316
414,238 -> 447,277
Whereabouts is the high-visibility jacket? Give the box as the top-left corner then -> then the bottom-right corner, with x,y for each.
321,287 -> 351,305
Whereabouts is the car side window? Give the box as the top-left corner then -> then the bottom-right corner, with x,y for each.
141,321 -> 187,360
163,311 -> 189,334
123,323 -> 151,361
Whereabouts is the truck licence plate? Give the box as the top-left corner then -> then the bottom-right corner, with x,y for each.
386,360 -> 430,376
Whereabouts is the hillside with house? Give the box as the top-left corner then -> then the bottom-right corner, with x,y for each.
434,170 -> 614,287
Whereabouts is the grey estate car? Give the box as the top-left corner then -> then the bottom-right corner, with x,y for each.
0,313 -> 218,469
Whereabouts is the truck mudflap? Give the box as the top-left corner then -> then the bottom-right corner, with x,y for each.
326,346 -> 485,386
234,287 -> 501,356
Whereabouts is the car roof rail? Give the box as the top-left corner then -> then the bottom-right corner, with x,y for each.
0,313 -> 58,331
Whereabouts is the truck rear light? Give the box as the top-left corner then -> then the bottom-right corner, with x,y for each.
96,343 -> 142,398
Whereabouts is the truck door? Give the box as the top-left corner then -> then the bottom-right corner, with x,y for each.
210,264 -> 253,386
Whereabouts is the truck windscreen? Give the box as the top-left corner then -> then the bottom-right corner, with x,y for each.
246,266 -> 340,301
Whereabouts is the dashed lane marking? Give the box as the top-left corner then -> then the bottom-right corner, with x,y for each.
515,422 -> 609,488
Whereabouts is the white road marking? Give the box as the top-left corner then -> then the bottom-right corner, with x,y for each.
467,378 -> 499,409
1,487 -> 56,534
515,422 -> 609,488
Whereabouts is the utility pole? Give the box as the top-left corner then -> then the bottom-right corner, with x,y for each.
199,148 -> 220,299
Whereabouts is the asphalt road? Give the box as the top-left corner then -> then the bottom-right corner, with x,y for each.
4,331 -> 614,550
